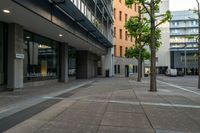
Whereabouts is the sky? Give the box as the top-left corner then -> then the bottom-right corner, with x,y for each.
169,0 -> 197,11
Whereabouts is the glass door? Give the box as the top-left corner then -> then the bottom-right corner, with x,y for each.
0,23 -> 4,85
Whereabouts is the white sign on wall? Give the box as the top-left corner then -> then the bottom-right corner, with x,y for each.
16,53 -> 24,59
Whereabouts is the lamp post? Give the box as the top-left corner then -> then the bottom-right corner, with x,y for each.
184,42 -> 187,75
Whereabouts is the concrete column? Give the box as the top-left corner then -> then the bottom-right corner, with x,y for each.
76,51 -> 98,79
60,43 -> 68,82
7,23 -> 24,90
102,48 -> 114,77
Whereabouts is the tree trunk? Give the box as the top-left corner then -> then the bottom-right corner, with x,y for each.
137,6 -> 142,82
137,51 -> 142,82
150,0 -> 157,92
196,0 -> 200,89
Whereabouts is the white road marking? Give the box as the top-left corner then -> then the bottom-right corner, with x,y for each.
158,80 -> 200,96
42,96 -> 65,100
80,99 -> 200,109
140,102 -> 200,109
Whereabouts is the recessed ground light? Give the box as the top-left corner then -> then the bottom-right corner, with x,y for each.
3,9 -> 10,14
26,36 -> 31,39
59,34 -> 63,37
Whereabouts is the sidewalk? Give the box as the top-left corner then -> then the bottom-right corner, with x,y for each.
2,77 -> 200,133
0,79 -> 95,119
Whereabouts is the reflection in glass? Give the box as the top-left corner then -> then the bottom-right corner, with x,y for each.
68,47 -> 76,76
24,31 -> 59,82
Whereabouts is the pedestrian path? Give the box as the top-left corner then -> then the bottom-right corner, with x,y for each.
0,79 -> 94,119
2,77 -> 200,133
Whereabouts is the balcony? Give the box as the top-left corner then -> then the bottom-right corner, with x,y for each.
50,0 -> 113,48
170,32 -> 198,36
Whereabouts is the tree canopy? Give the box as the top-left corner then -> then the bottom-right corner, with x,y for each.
124,16 -> 162,49
125,45 -> 150,61
125,0 -> 171,91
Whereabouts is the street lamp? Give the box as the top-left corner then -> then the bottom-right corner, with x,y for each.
184,42 -> 187,75
190,0 -> 200,89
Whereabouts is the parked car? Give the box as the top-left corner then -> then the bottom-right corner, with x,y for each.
177,70 -> 184,76
165,69 -> 177,77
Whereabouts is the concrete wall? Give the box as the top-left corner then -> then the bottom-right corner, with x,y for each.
7,23 -> 24,90
156,0 -> 170,68
115,57 -> 138,75
76,51 -> 99,79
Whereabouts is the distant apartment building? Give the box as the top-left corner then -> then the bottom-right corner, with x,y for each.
114,0 -> 139,75
0,0 -> 114,90
170,10 -> 198,75
144,0 -> 171,74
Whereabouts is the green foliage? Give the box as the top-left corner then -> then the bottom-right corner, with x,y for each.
124,16 -> 162,49
125,0 -> 162,13
124,0 -> 170,58
125,0 -> 172,91
125,45 -> 150,61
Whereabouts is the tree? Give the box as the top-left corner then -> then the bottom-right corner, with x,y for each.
124,13 -> 161,82
125,7 -> 148,82
125,0 -> 171,92
125,46 -> 150,61
125,46 -> 150,81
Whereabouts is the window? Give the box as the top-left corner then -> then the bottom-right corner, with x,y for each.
114,8 -> 116,19
172,29 -> 179,34
125,47 -> 128,53
133,65 -> 135,73
125,14 -> 128,22
172,21 -> 179,26
156,57 -> 158,62
125,31 -> 128,40
138,6 -> 141,13
120,46 -> 123,57
114,45 -> 117,56
191,20 -> 197,26
114,27 -> 116,38
24,31 -> 60,82
134,4 -> 137,12
68,47 -> 76,76
119,11 -> 122,21
119,29 -> 122,39
0,23 -> 6,85
135,66 -> 138,72
190,28 -> 197,33
80,1 -> 85,14
118,65 -> 120,73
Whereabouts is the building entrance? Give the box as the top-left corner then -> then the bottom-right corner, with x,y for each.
0,23 -> 6,85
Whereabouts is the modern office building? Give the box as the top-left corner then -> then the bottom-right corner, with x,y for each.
144,0 -> 171,74
114,0 -> 138,75
0,0 -> 114,90
170,10 -> 198,75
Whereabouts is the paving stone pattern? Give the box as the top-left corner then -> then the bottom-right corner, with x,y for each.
3,76 -> 200,133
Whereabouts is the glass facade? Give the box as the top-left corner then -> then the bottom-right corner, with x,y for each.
23,31 -> 60,82
0,22 -> 6,85
68,47 -> 76,76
